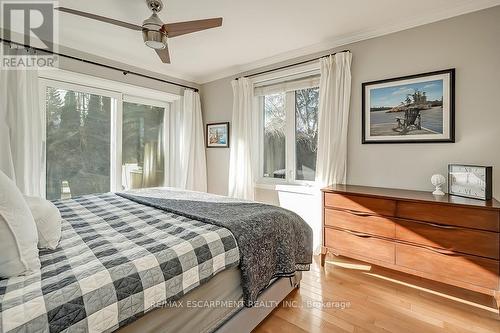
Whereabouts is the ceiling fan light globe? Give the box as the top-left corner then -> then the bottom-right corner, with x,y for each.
145,40 -> 166,49
142,30 -> 167,49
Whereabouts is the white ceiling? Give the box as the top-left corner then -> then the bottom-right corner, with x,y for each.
50,0 -> 500,83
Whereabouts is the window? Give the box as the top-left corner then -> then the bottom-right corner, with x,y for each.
122,101 -> 165,190
295,88 -> 319,181
45,86 -> 113,200
263,93 -> 286,179
41,74 -> 172,200
260,84 -> 319,184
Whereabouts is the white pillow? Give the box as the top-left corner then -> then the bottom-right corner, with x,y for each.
0,170 -> 40,278
24,196 -> 62,250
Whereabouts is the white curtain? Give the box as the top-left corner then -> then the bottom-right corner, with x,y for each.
168,90 -> 207,192
315,52 -> 352,187
228,78 -> 257,200
142,141 -> 159,188
0,65 -> 43,196
167,98 -> 182,187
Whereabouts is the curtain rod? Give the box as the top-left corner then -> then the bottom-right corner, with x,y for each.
240,50 -> 351,79
0,38 -> 199,92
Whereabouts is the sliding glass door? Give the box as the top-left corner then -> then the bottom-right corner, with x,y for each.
41,79 -> 169,199
121,99 -> 166,190
44,85 -> 115,200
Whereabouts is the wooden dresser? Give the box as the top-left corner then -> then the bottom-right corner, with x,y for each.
321,184 -> 500,309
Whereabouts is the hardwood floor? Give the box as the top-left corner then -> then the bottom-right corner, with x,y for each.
253,255 -> 500,333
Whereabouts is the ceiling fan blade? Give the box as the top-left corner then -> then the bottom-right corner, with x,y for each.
155,47 -> 171,64
163,17 -> 223,38
55,7 -> 143,31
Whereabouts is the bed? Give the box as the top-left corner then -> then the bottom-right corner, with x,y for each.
0,188 -> 312,333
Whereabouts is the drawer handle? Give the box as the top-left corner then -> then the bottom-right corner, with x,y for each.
421,245 -> 459,256
345,209 -> 372,217
343,229 -> 372,238
420,221 -> 459,230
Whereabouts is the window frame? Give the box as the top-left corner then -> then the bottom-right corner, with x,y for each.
39,70 -> 175,199
257,87 -> 319,187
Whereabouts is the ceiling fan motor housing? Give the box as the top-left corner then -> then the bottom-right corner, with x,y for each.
142,13 -> 167,49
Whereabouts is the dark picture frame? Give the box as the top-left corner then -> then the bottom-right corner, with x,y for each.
362,68 -> 455,144
448,164 -> 493,201
206,122 -> 230,148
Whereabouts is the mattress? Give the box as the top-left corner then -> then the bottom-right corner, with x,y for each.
117,267 -> 243,333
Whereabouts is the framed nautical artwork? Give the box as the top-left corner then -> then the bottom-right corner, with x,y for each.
362,69 -> 455,144
206,122 -> 230,148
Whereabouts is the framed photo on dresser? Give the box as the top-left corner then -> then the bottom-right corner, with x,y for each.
362,69 -> 455,144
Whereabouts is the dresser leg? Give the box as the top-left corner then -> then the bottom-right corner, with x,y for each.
320,247 -> 327,267
494,293 -> 500,311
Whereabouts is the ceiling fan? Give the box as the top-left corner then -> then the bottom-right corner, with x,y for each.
55,0 -> 223,64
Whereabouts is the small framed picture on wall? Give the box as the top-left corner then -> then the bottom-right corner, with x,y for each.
206,122 -> 230,148
362,68 -> 455,144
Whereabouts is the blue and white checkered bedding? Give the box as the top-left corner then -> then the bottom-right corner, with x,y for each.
0,193 -> 240,333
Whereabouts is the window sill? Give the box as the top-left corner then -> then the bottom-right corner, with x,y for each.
255,182 -> 319,195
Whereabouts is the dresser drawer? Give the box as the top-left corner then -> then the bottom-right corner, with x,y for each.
324,193 -> 396,217
397,202 -> 499,232
396,243 -> 499,289
396,220 -> 499,259
324,228 -> 395,264
324,208 -> 395,239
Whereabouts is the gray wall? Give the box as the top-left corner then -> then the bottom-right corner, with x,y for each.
200,6 -> 500,200
201,77 -> 234,195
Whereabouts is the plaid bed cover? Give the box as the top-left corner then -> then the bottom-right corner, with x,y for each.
0,193 -> 240,333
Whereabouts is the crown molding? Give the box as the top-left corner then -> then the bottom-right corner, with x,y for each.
195,0 -> 500,84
